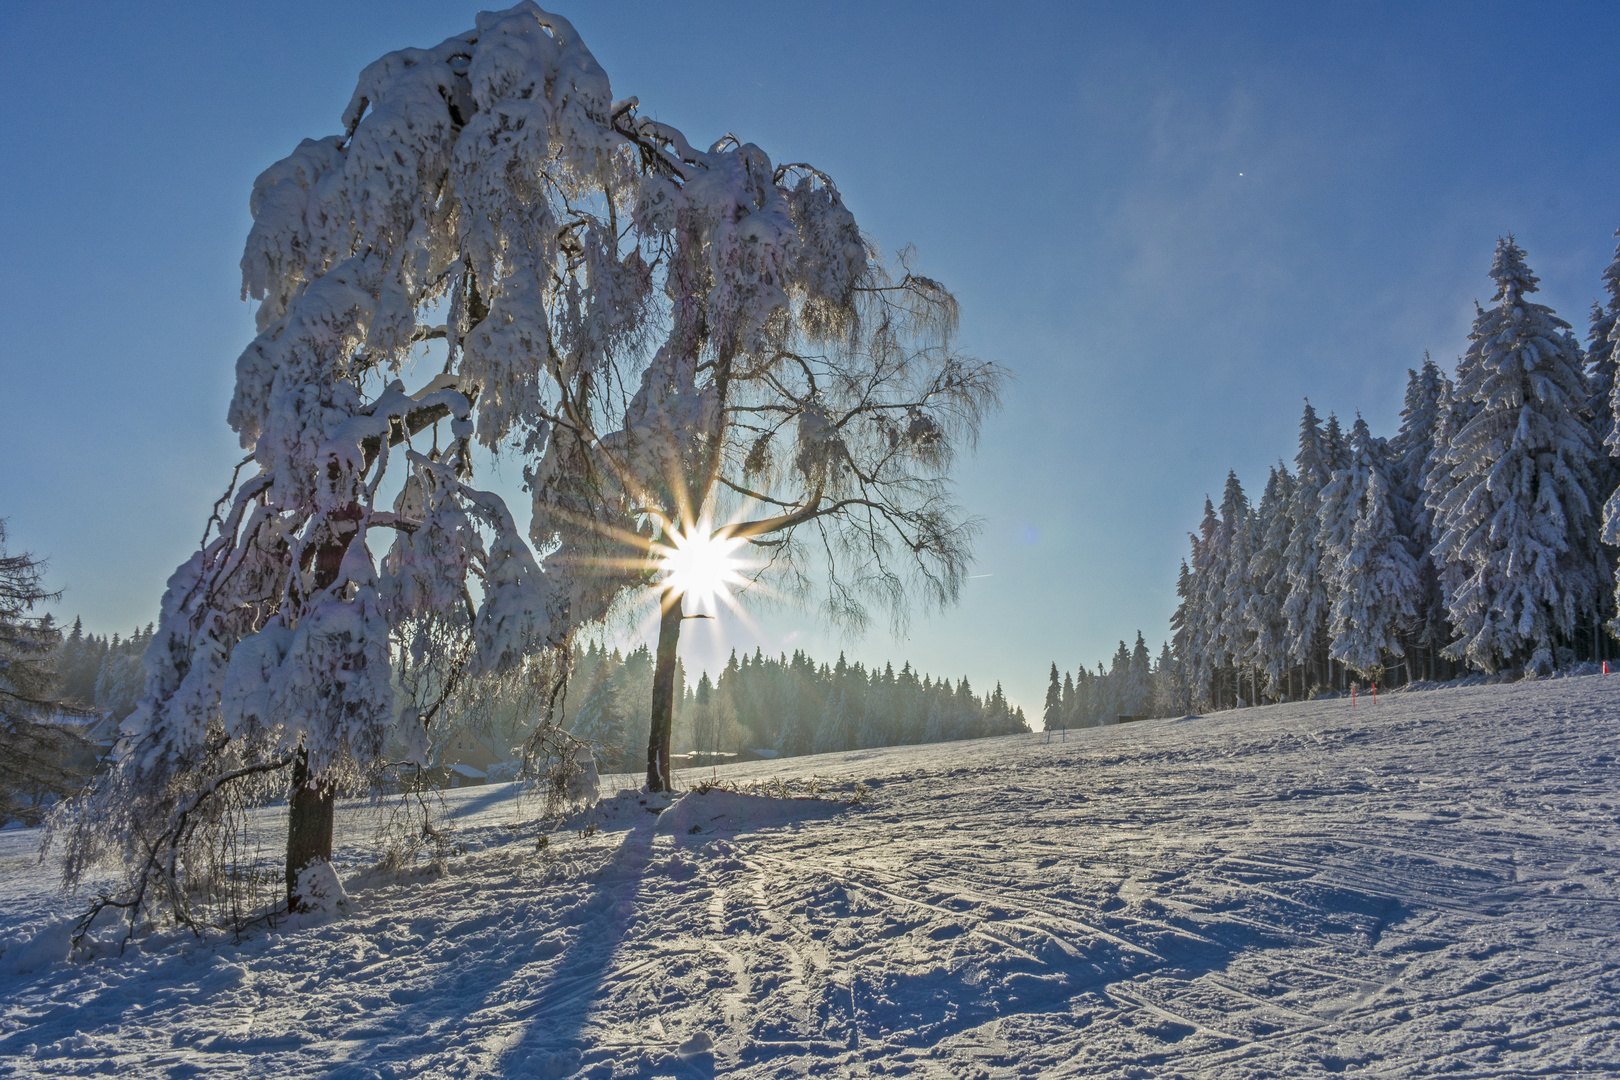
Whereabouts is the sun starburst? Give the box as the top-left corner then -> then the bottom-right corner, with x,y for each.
654,521 -> 751,610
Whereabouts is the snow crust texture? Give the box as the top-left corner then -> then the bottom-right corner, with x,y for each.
4,676 -> 1620,1077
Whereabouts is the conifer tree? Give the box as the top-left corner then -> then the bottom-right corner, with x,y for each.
1246,465 -> 1295,698
921,687 -> 947,744
571,653 -> 626,770
1153,640 -> 1181,716
1437,238 -> 1603,673
1185,498 -> 1220,708
1590,228 -> 1620,463
1392,359 -> 1450,677
1212,472 -> 1252,706
1284,402 -> 1333,693
1043,663 -> 1063,732
1319,416 -> 1382,584
1123,632 -> 1153,717
1592,229 -> 1620,648
1168,559 -> 1195,710
1329,469 -> 1420,676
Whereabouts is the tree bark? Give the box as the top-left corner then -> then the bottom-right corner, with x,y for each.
285,748 -> 335,911
646,587 -> 684,792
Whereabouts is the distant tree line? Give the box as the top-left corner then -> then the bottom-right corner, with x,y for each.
1055,235 -> 1620,718
565,641 -> 1029,772
54,618 -> 152,723
1042,633 -> 1185,730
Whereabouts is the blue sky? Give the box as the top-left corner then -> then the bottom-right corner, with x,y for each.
3,1 -> 1618,714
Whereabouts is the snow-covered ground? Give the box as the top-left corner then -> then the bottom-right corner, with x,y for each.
3,675 -> 1619,1078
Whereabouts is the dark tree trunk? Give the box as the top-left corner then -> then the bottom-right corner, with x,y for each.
646,587 -> 684,792
285,749 -> 335,911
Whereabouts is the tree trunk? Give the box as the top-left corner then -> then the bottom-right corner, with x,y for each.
285,748 -> 335,911
284,503 -> 360,910
646,587 -> 684,792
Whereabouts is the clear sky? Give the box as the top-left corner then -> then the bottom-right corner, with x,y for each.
3,1 -> 1618,715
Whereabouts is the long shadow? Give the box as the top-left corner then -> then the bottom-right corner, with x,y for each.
488,793 -> 850,1077
440,780 -> 525,823
303,805 -> 669,1080
489,808 -> 695,1079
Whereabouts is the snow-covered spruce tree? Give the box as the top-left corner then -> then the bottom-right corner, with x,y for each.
1328,468 -> 1420,677
1168,559 -> 1196,713
1318,415 -> 1383,579
1043,662 -> 1062,732
1182,497 -> 1220,709
1420,367 -> 1468,675
1153,640 -> 1181,718
1122,631 -> 1153,717
1245,465 -> 1295,699
1390,358 -> 1450,678
1104,642 -> 1130,720
1283,402 -> 1332,695
1590,230 -> 1620,490
1435,238 -> 1604,674
1592,228 -> 1620,652
1212,472 -> 1252,707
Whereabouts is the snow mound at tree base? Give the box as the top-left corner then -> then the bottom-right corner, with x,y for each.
3,918 -> 73,976
289,860 -> 350,921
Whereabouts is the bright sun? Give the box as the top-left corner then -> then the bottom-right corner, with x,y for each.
657,524 -> 749,608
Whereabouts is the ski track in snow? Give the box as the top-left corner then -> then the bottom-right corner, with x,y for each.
3,677 -> 1620,1077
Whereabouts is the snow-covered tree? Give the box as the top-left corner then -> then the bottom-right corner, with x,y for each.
1328,469 -> 1420,676
1318,416 -> 1383,583
1245,465 -> 1294,698
921,687 -> 947,744
1153,640 -> 1182,717
1590,229 -> 1620,461
1212,472 -> 1252,706
1283,402 -> 1332,692
1436,238 -> 1604,673
1391,358 -> 1450,677
857,665 -> 891,748
59,6 -> 675,920
1420,368 -> 1468,657
1121,631 -> 1153,717
1168,559 -> 1195,712
56,5 -> 999,931
1184,498 -> 1220,708
94,625 -> 153,724
1591,229 -> 1620,646
1042,663 -> 1062,732
1102,642 -> 1129,720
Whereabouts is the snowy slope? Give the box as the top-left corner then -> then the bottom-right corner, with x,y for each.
3,676 -> 1620,1078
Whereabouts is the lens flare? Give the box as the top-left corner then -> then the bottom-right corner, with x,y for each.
657,523 -> 749,608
